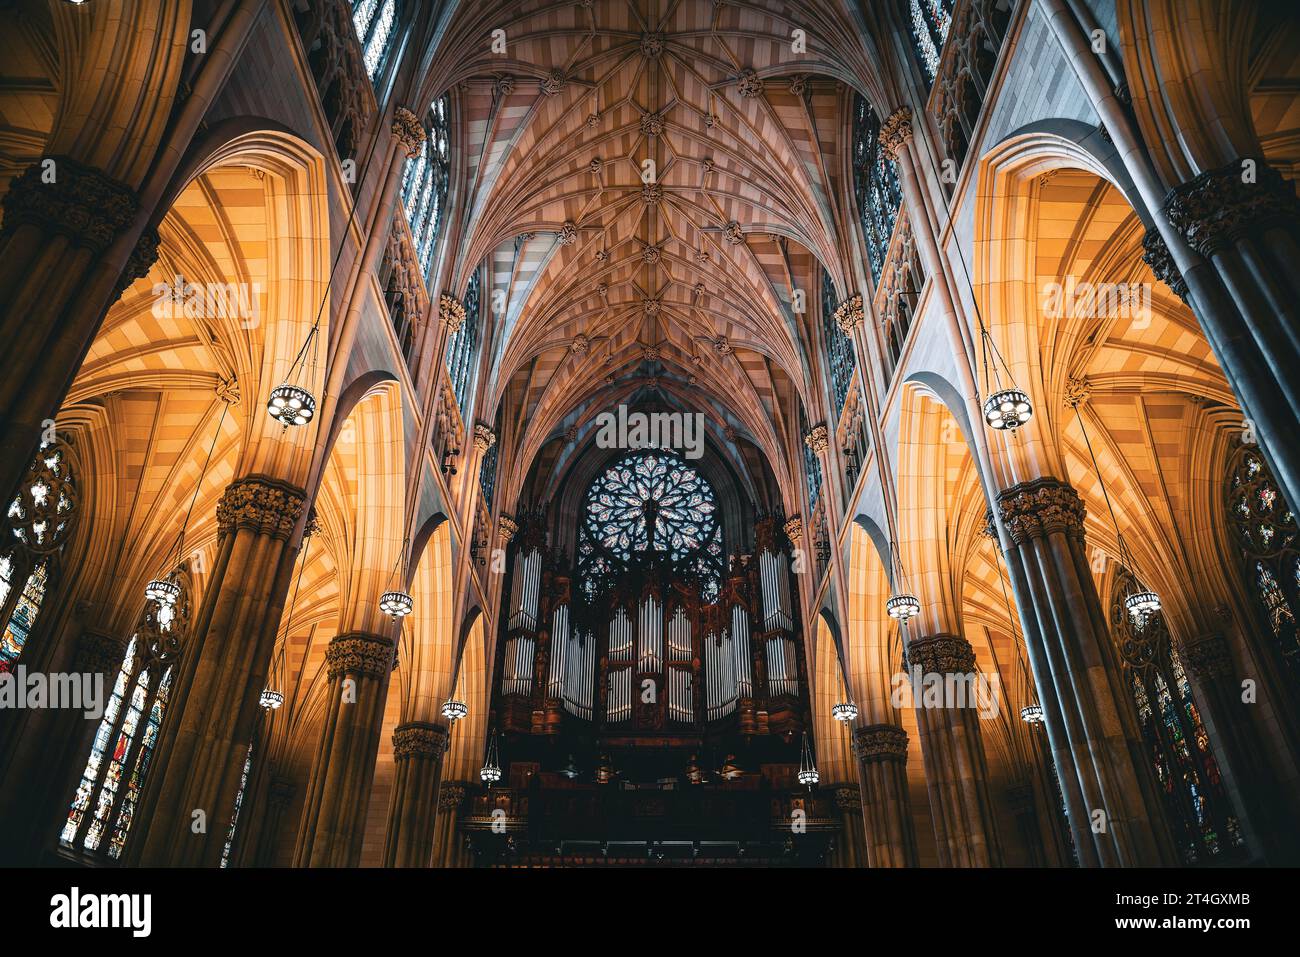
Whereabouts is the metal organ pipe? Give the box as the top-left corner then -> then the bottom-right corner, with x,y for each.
667,606 -> 693,725
759,548 -> 793,633
638,595 -> 663,672
705,625 -> 738,721
731,603 -> 752,698
507,547 -> 542,632
546,602 -> 569,699
563,628 -> 594,721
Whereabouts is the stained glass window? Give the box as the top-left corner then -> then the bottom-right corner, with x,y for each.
351,0 -> 396,81
0,559 -> 47,673
851,95 -> 903,288
447,267 -> 481,417
1226,445 -> 1300,685
909,0 -> 955,86
61,582 -> 188,859
823,271 -> 855,415
1110,572 -> 1244,863
579,451 -> 723,601
480,435 -> 498,510
402,94 -> 451,278
220,744 -> 254,868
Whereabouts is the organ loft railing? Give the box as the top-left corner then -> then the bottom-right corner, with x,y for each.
293,0 -> 378,164
928,0 -> 1017,177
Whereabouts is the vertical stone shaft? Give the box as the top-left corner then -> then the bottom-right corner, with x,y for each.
381,722 -> 450,867
853,724 -> 919,867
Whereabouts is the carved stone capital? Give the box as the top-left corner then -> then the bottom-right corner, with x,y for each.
75,628 -> 129,676
439,293 -> 466,332
783,516 -> 803,544
0,155 -> 139,253
878,107 -> 915,161
499,514 -> 518,543
1182,632 -> 1234,680
833,785 -> 861,813
114,226 -> 161,297
905,633 -> 977,675
391,106 -> 426,158
995,477 -> 1086,546
1064,376 -> 1091,409
853,723 -> 908,763
804,425 -> 830,455
216,475 -> 307,542
392,721 -> 449,760
439,781 -> 469,811
736,68 -> 764,98
325,632 -> 394,680
833,293 -> 865,335
1163,158 -> 1300,258
473,424 -> 496,452
1140,228 -> 1189,301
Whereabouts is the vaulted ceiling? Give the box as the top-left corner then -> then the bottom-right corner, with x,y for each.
424,0 -> 889,506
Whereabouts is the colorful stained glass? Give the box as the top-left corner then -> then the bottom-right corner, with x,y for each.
579,451 -> 723,600
823,271 -> 855,414
403,95 -> 452,279
851,95 -> 903,287
909,0 -> 954,85
0,560 -> 48,672
352,0 -> 396,81
220,744 -> 254,868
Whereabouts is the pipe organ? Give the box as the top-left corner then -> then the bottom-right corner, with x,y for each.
494,515 -> 808,741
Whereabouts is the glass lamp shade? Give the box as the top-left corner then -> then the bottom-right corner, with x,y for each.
1125,589 -> 1162,620
983,388 -> 1033,431
797,768 -> 820,786
260,689 -> 284,710
267,384 -> 316,428
1020,704 -> 1045,724
379,589 -> 414,618
441,699 -> 468,722
145,577 -> 181,606
831,701 -> 858,722
480,763 -> 502,784
886,593 -> 921,620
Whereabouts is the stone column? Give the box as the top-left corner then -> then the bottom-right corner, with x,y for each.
826,784 -> 868,868
430,781 -> 470,867
904,633 -> 1003,867
1181,632 -> 1299,864
381,721 -> 450,867
250,778 -> 297,867
0,627 -> 129,864
293,632 -> 396,867
996,476 -> 1178,866
853,723 -> 918,867
129,475 -> 306,866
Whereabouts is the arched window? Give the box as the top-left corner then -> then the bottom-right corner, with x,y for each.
908,0 -> 955,86
1,439 -> 78,672
1110,571 -> 1245,863
1225,444 -> 1300,685
822,271 -> 855,415
351,0 -> 396,81
480,435 -> 499,510
220,744 -> 254,868
402,94 -> 451,278
851,95 -> 903,287
60,576 -> 190,860
578,451 -> 724,601
447,267 -> 481,417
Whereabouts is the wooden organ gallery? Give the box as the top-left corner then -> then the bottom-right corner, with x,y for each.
475,452 -> 832,864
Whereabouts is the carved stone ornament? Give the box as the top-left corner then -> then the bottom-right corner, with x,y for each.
713,335 -> 732,357
392,721 -> 450,760
723,220 -> 745,245
640,32 -> 665,58
640,110 -> 665,136
558,220 -> 578,245
642,244 -> 661,265
589,157 -> 602,173
499,514 -> 518,543
789,74 -> 809,98
642,344 -> 661,361
995,476 -> 1087,546
833,785 -> 861,812
853,724 -> 908,763
115,227 -> 161,297
492,74 -> 515,98
473,424 -> 496,452
643,297 -> 661,316
215,376 -> 241,405
540,70 -> 567,96
391,107 -> 426,158
905,633 -> 977,675
783,516 -> 803,543
1140,227 -> 1189,301
439,781 -> 468,811
641,183 -> 663,205
325,632 -> 395,680
570,333 -> 591,355
439,293 -> 466,332
833,294 -> 865,335
805,425 -> 830,455
1063,376 -> 1091,409
216,475 -> 306,542
736,69 -> 764,98
1183,632 -> 1234,680
878,107 -> 914,161
75,628 -> 130,676
1163,159 -> 1300,258
0,155 -> 139,254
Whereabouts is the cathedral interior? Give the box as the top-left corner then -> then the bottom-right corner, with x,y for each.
2,0 -> 1300,877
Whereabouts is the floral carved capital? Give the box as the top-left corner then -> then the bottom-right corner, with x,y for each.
325,632 -> 394,680
216,476 -> 306,542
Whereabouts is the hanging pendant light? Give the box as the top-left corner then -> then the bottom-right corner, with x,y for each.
380,589 -> 414,618
267,383 -> 316,428
259,689 -> 284,710
797,732 -> 819,788
441,698 -> 468,722
480,730 -> 502,785
886,592 -> 921,620
1020,704 -> 1045,724
831,700 -> 858,722
1124,588 -> 1162,621
983,387 -> 1033,432
145,574 -> 181,607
